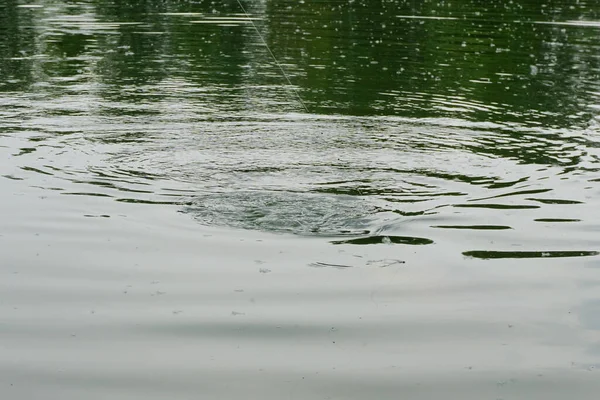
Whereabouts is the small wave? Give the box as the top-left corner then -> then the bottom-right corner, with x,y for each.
331,235 -> 434,245
463,250 -> 599,259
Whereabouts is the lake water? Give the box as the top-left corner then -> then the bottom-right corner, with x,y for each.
1,0 -> 600,398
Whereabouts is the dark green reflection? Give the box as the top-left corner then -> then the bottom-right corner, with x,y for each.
454,204 -> 540,209
0,0 -> 598,128
464,250 -> 599,259
432,225 -> 512,230
265,0 -> 600,127
534,218 -> 581,222
331,235 -> 433,245
527,198 -> 584,205
0,0 -> 36,90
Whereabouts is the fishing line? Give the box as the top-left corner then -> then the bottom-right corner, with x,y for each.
236,0 -> 310,113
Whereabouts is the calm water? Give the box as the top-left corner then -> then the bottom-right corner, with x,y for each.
1,0 -> 600,398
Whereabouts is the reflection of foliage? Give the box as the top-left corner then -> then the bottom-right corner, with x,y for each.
92,0 -> 250,88
0,0 -> 36,91
0,0 -> 598,127
92,0 -> 171,86
264,0 -> 600,126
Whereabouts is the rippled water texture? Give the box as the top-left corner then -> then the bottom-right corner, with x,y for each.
2,0 -> 600,398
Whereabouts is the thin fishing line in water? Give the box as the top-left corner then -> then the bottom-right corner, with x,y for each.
235,0 -> 310,113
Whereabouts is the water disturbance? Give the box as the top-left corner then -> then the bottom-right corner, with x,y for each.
1,0 -> 600,399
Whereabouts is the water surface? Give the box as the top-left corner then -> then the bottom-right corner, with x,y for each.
1,0 -> 600,398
